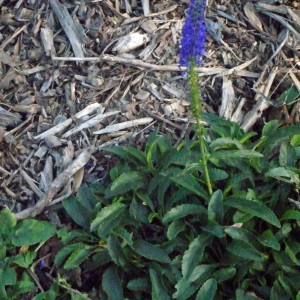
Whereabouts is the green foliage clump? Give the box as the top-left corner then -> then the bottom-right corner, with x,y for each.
1,113 -> 300,299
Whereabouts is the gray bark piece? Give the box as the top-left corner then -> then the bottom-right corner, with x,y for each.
49,0 -> 85,57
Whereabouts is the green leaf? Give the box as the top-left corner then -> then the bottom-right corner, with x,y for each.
162,204 -> 207,224
208,167 -> 228,182
210,137 -> 245,151
107,171 -> 147,197
64,245 -> 93,269
208,189 -> 223,224
265,167 -> 300,185
54,243 -> 86,266
132,239 -> 170,263
158,146 -> 191,169
0,209 -> 16,233
129,196 -> 148,223
262,120 -> 280,137
256,229 -> 280,251
227,240 -> 267,261
212,267 -> 236,283
279,142 -> 296,167
210,149 -> 263,160
196,278 -> 217,300
11,219 -> 56,246
62,196 -> 90,229
107,235 -> 131,272
149,268 -> 171,300
102,266 -> 123,300
90,203 -> 125,233
103,146 -> 146,166
162,167 -> 208,198
277,86 -> 300,105
167,219 -> 186,240
127,277 -> 150,291
114,227 -> 133,246
225,197 -> 281,228
202,219 -> 223,238
182,235 -> 209,278
32,290 -> 58,300
281,210 -> 300,220
225,227 -> 251,243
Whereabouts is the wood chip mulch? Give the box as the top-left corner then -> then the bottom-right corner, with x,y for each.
0,0 -> 300,219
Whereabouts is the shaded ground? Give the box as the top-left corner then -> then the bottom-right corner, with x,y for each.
0,0 -> 300,296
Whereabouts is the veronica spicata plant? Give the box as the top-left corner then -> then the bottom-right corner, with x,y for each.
179,0 -> 212,195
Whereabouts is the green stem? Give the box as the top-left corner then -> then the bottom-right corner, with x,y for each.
189,61 -> 213,196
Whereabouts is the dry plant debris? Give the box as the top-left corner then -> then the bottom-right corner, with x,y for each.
0,0 -> 299,218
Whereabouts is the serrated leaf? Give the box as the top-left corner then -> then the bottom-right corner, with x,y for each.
162,167 -> 208,198
196,278 -> 217,300
149,268 -> 171,300
114,227 -> 133,246
208,167 -> 228,182
210,150 -> 263,160
162,204 -> 207,224
210,137 -> 245,151
76,185 -> 98,211
132,239 -> 170,263
107,171 -> 147,197
265,167 -> 299,185
174,276 -> 199,300
208,189 -> 223,224
11,219 -> 56,246
227,240 -> 267,261
182,235 -> 209,278
62,196 -> 90,229
64,245 -> 93,269
107,235 -> 131,272
167,219 -> 186,240
54,243 -> 86,266
225,197 -> 281,228
102,266 -> 123,300
90,203 -> 125,232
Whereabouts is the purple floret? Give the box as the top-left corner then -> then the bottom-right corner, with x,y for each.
179,0 -> 207,67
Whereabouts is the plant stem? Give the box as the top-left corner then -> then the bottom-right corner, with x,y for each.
189,61 -> 213,195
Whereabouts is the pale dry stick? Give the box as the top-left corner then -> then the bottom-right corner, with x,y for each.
0,24 -> 27,50
15,146 -> 95,220
4,114 -> 34,137
52,55 -> 260,78
241,67 -> 278,132
34,103 -> 102,140
253,30 -> 289,90
93,118 -> 153,135
0,166 -> 10,176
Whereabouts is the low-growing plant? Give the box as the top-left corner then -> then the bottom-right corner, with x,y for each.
1,115 -> 300,299
51,115 -> 300,299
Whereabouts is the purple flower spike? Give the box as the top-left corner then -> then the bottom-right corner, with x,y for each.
179,0 -> 207,68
